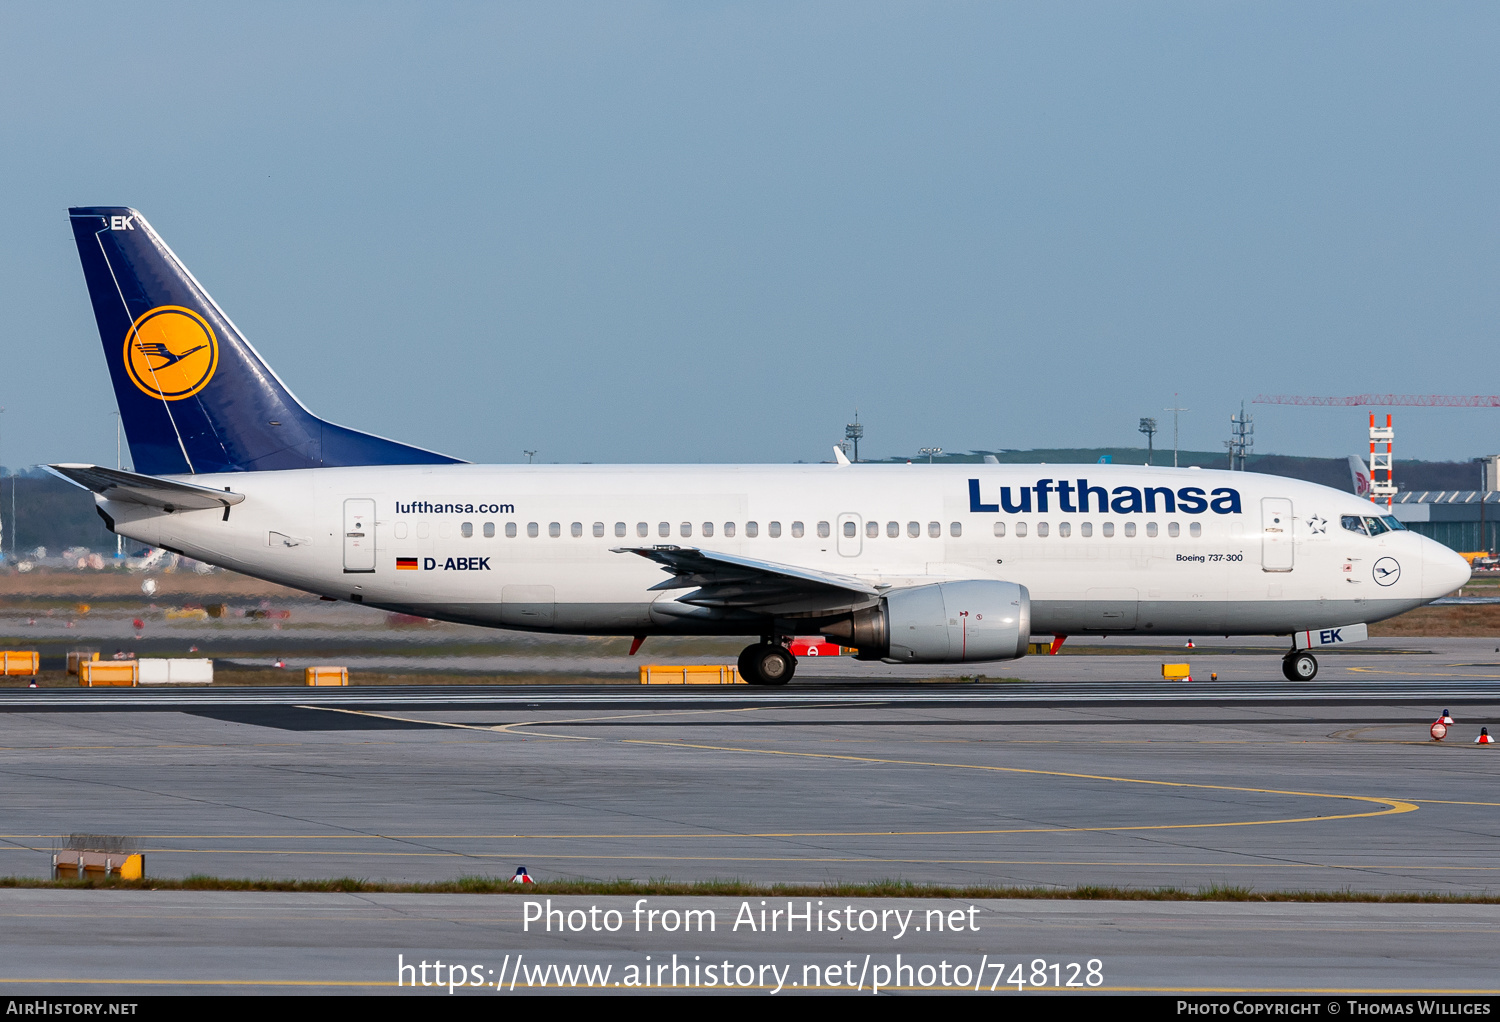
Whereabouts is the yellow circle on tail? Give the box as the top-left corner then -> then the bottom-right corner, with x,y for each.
123,305 -> 218,400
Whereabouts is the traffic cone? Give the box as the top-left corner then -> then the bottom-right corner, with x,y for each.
512,866 -> 534,884
1185,640 -> 1195,648
1440,709 -> 1455,725
1476,728 -> 1494,746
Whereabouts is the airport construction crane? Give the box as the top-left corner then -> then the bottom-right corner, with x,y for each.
1253,394 -> 1500,507
1254,394 -> 1500,407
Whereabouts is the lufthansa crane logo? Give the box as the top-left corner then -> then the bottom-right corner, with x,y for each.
1373,556 -> 1401,587
123,305 -> 218,401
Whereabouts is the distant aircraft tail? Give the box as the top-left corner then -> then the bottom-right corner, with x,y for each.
1348,455 -> 1373,498
67,207 -> 462,475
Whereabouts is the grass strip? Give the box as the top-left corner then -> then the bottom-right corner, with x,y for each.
2,875 -> 1497,902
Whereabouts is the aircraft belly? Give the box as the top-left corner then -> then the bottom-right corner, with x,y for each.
1032,597 -> 1424,636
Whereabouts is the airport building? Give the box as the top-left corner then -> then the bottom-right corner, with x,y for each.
1391,490 -> 1498,554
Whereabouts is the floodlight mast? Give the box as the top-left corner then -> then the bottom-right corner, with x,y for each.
844,413 -> 863,464
1138,417 -> 1157,466
1164,395 -> 1190,468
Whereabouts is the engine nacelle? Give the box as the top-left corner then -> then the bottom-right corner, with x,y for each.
821,580 -> 1030,663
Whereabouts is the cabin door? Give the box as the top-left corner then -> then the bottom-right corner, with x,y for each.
836,513 -> 862,557
343,498 -> 377,573
1261,498 -> 1294,572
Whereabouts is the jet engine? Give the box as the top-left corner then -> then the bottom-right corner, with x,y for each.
820,580 -> 1031,663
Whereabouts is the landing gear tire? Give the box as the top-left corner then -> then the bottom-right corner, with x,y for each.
738,643 -> 796,686
1282,651 -> 1318,681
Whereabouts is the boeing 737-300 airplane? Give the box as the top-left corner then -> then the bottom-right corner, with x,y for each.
51,207 -> 1471,684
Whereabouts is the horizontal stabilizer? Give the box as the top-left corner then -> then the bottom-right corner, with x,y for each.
48,464 -> 244,512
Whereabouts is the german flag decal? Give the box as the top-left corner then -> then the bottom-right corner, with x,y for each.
396,557 -> 419,570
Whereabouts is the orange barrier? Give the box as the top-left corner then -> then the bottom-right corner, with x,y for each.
66,651 -> 99,676
639,665 -> 743,685
53,849 -> 143,880
79,661 -> 138,686
1,651 -> 39,676
306,666 -> 349,686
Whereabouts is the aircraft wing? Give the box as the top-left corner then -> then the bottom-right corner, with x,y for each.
48,464 -> 245,512
615,545 -> 884,614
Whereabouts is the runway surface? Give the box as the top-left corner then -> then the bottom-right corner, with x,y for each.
2,638 -> 1498,891
4,639 -> 1500,994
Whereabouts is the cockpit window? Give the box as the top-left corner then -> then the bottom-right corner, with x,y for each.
1363,516 -> 1390,536
1380,515 -> 1406,532
1341,515 -> 1368,535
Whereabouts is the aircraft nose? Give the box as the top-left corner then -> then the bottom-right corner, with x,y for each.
1423,538 -> 1472,599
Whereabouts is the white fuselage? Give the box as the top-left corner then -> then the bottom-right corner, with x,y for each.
101,462 -> 1470,645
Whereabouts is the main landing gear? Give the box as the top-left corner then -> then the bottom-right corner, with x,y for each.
738,641 -> 796,686
1282,649 -> 1318,681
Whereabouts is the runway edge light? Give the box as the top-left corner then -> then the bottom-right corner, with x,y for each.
1476,728 -> 1493,746
512,867 -> 534,883
1441,708 -> 1455,725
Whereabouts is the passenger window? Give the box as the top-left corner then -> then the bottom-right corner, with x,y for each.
769,521 -> 781,538
394,522 -> 408,539
1015,522 -> 1028,537
637,522 -> 649,538
461,522 -> 473,538
1168,522 -> 1179,538
866,521 -> 879,539
1190,522 -> 1201,538
1341,515 -> 1368,536
844,521 -> 857,538
571,522 -> 583,537
1146,522 -> 1157,538
724,522 -> 736,538
909,522 -> 920,538
1124,522 -> 1137,537
1037,522 -> 1049,537
703,522 -> 714,537
505,522 -> 517,538
818,521 -> 831,538
1059,522 -> 1071,537
615,522 -> 626,538
993,522 -> 1006,537
593,522 -> 604,538
659,522 -> 670,538
681,522 -> 692,538
1363,516 -> 1390,536
527,522 -> 539,538
746,521 -> 759,538
950,522 -> 961,537
791,521 -> 804,538
886,521 -> 898,538
928,522 -> 941,538
1102,522 -> 1114,537
549,522 -> 561,538
1080,522 -> 1092,537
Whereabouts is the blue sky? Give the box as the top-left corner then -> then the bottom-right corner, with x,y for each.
2,2 -> 1498,467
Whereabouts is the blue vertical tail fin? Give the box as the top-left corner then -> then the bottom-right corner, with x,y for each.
68,206 -> 462,475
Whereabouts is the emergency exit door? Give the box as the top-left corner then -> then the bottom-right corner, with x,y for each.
344,499 -> 377,573
1261,497 -> 1294,572
836,513 -> 862,557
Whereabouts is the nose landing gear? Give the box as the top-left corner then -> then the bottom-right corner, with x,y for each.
1282,650 -> 1318,681
738,641 -> 796,686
